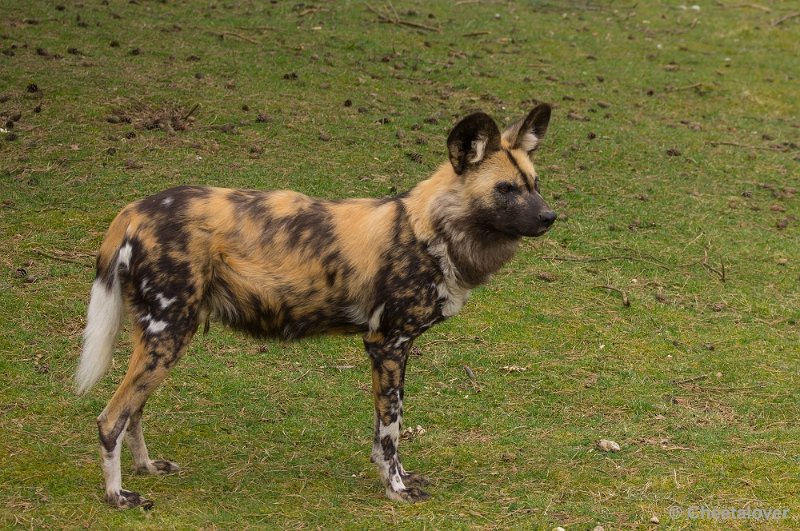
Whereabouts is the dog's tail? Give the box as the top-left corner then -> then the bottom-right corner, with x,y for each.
75,211 -> 131,395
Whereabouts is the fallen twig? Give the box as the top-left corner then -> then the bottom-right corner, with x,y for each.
772,12 -> 800,26
702,249 -> 726,282
666,82 -> 706,92
33,249 -> 93,267
366,3 -> 441,32
541,255 -> 670,270
701,384 -> 765,392
463,31 -> 490,37
218,31 -> 260,44
708,141 -> 789,152
235,25 -> 277,31
593,285 -> 630,307
463,365 -> 481,392
297,7 -> 328,17
673,374 -> 709,385
181,103 -> 200,121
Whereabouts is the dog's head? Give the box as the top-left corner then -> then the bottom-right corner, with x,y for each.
446,104 -> 557,238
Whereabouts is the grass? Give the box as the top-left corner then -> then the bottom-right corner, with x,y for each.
1,0 -> 799,528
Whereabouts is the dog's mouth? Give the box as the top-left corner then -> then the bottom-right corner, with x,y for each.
531,225 -> 553,237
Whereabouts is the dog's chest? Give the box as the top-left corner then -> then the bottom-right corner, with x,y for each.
437,282 -> 470,317
427,240 -> 471,318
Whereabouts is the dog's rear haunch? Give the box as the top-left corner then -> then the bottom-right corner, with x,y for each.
77,105 -> 557,508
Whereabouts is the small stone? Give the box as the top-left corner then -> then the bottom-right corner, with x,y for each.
597,439 -> 620,452
650,516 -> 660,524
593,526 -> 605,531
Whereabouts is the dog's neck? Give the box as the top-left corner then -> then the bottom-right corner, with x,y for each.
403,164 -> 521,289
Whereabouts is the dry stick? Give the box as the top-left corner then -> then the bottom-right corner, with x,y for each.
737,3 -> 772,12
541,254 -> 670,270
181,103 -> 200,121
33,249 -> 93,267
667,82 -> 705,92
700,248 -> 726,282
673,374 -> 710,385
463,365 -> 481,392
219,31 -> 260,44
463,31 -> 490,37
297,7 -> 327,16
708,141 -> 788,152
366,3 -> 441,32
235,25 -> 277,31
593,285 -> 631,307
772,12 -> 800,26
702,384 -> 765,392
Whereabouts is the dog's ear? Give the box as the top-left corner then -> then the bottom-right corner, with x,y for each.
502,103 -> 551,155
447,112 -> 501,175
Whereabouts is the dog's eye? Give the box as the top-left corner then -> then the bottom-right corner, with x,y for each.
495,182 -> 516,194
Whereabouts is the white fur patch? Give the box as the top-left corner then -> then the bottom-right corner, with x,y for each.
392,336 -> 411,348
146,317 -> 168,334
117,242 -> 133,268
438,282 -> 470,317
156,293 -> 176,309
368,303 -> 385,332
467,135 -> 488,164
517,130 -> 539,153
427,241 -> 471,318
161,196 -> 173,207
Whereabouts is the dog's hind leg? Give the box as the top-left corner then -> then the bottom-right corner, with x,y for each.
98,323 -> 195,509
126,406 -> 180,475
366,333 -> 430,502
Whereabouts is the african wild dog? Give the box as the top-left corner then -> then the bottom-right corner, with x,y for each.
76,104 -> 557,508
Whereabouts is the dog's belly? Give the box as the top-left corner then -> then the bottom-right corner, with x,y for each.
207,280 -> 371,340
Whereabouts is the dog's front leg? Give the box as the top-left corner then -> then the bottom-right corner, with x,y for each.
365,333 -> 429,502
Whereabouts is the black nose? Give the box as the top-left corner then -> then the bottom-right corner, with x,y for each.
538,210 -> 558,225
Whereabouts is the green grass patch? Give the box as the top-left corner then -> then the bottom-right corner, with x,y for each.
1,1 -> 798,528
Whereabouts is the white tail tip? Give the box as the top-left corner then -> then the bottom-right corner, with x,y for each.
76,279 -> 122,395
